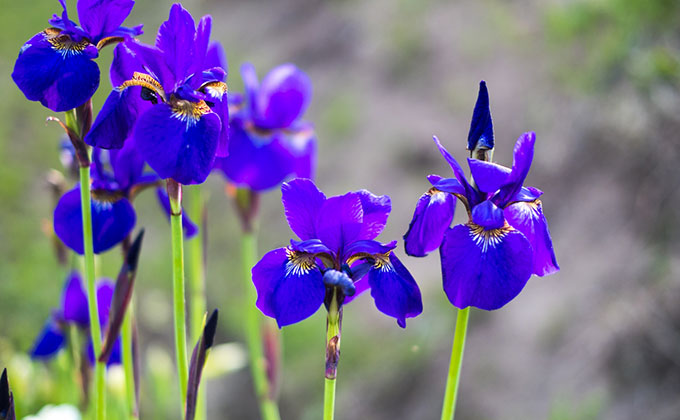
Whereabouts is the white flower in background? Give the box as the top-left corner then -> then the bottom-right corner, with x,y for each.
23,404 -> 81,420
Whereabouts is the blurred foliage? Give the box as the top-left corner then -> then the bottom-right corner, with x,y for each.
545,0 -> 680,91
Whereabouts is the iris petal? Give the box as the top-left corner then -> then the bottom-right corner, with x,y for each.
345,240 -> 397,258
404,190 -> 455,257
53,187 -> 136,254
215,119 -> 315,191
467,159 -> 510,194
30,320 -> 65,359
315,192 -> 363,256
504,200 -> 559,276
134,103 -> 221,185
367,253 -> 423,328
440,224 -> 533,310
495,132 -> 535,207
12,31 -> 100,112
356,190 -> 391,241
205,42 -> 227,70
471,200 -> 505,229
252,248 -> 325,327
281,178 -> 326,240
432,136 -> 477,206
253,64 -> 312,129
77,0 -> 135,42
86,87 -> 147,149
155,3 -> 196,89
109,137 -> 146,190
61,271 -> 89,326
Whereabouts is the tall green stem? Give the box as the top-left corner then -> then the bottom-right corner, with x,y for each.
440,307 -> 470,420
186,185 -> 207,420
79,164 -> 106,420
242,231 -> 281,420
169,181 -> 189,408
122,306 -> 137,419
323,291 -> 341,420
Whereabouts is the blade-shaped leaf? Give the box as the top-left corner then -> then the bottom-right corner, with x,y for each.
185,310 -> 218,420
100,229 -> 144,363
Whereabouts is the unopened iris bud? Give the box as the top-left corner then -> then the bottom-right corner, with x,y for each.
467,81 -> 494,161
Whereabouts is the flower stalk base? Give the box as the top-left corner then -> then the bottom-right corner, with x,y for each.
168,179 -> 189,409
324,291 -> 342,420
440,307 -> 470,420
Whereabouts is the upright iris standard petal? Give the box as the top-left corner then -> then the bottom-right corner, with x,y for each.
467,81 -> 494,151
367,253 -> 423,328
134,102 -> 220,184
356,190 -> 391,241
253,64 -> 312,129
30,320 -> 65,359
467,158 -> 510,194
404,189 -> 455,257
252,248 -> 325,327
504,200 -> 559,276
155,3 -> 196,90
77,0 -> 136,42
433,136 -> 478,206
12,30 -> 100,112
53,187 -> 136,254
495,132 -> 535,206
282,178 -> 326,240
315,193 -> 364,255
61,272 -> 89,326
440,224 -> 534,310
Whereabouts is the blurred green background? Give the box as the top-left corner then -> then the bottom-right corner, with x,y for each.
1,0 -> 679,419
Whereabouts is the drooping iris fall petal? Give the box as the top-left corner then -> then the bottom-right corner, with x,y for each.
53,187 -> 136,254
440,224 -> 533,310
252,248 -> 325,328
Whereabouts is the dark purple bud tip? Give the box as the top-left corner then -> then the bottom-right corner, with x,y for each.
185,310 -> 219,420
125,229 -> 145,272
467,80 -> 494,153
0,368 -> 15,420
203,310 -> 218,350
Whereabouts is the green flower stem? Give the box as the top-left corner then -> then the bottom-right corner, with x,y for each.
323,291 -> 341,420
440,307 -> 470,420
168,180 -> 189,409
242,231 -> 281,420
186,185 -> 207,420
79,164 -> 106,420
122,305 -> 137,419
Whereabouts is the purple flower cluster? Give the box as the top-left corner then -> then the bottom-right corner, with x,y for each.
31,272 -> 121,366
12,0 -> 142,112
214,63 -> 316,191
253,179 -> 422,327
404,83 -> 559,310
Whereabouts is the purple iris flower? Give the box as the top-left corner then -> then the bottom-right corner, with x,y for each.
252,179 -> 422,328
85,3 -> 229,185
214,63 -> 316,191
11,0 -> 142,112
31,272 -> 121,366
404,133 -> 559,310
53,141 -> 197,254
